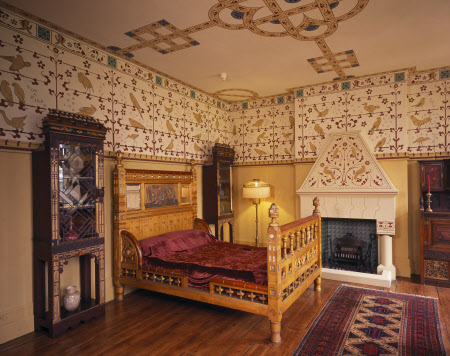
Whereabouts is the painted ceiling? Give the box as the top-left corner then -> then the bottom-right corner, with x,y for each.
4,0 -> 450,100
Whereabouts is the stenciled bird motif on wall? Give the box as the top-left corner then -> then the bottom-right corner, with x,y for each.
253,119 -> 264,127
283,132 -> 292,138
194,142 -> 203,153
215,119 -> 220,129
410,116 -> 431,126
193,133 -> 202,139
323,166 -> 335,180
332,148 -> 339,159
412,98 -> 425,108
0,80 -> 13,106
166,139 -> 174,150
354,165 -> 366,180
193,112 -> 202,123
257,131 -> 265,142
78,72 -> 93,92
232,125 -> 237,136
164,105 -> 174,114
289,116 -> 295,127
255,148 -> 267,156
77,105 -> 96,116
127,134 -> 139,141
0,54 -> 31,72
0,110 -> 26,130
364,103 -> 379,113
314,107 -> 329,117
413,137 -> 430,146
18,19 -> 32,34
309,142 -> 317,154
12,83 -> 25,106
374,137 -> 386,152
284,148 -> 291,155
368,117 -> 381,135
166,120 -> 176,133
314,124 -> 325,138
129,118 -> 145,129
130,92 -> 144,119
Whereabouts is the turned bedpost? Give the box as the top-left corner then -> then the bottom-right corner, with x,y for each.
113,151 -> 126,301
267,203 -> 282,343
312,197 -> 322,291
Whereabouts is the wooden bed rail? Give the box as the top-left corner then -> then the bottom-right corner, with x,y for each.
266,197 -> 321,343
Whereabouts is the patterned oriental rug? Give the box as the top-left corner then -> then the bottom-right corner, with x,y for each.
293,285 -> 447,356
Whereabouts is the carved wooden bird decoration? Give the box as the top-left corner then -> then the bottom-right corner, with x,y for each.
410,116 -> 431,126
164,105 -> 174,114
12,82 -> 25,105
0,80 -> 13,106
0,54 -> 31,71
368,117 -> 381,135
413,137 -> 430,145
257,132 -> 266,142
166,120 -> 176,133
314,107 -> 329,117
0,110 -> 26,130
129,118 -> 145,129
166,139 -> 174,150
309,142 -> 317,153
323,166 -> 335,180
412,98 -> 425,108
253,119 -> 264,127
374,137 -> 386,152
130,92 -> 143,119
77,105 -> 96,116
193,133 -> 202,139
193,112 -> 202,123
364,103 -> 379,113
78,72 -> 93,92
289,116 -> 295,127
314,124 -> 325,138
354,165 -> 366,180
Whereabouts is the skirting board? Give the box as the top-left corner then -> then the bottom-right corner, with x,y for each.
322,268 -> 392,288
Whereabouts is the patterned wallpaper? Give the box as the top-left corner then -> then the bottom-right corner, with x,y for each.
0,6 -> 231,161
0,4 -> 449,165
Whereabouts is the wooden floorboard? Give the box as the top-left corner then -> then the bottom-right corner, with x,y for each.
1,279 -> 449,355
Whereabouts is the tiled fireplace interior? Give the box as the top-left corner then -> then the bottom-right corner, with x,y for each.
321,217 -> 378,274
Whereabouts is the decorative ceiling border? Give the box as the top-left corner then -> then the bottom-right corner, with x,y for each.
0,1 -> 229,111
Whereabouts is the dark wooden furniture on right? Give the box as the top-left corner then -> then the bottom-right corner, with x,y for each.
419,160 -> 450,287
202,143 -> 235,242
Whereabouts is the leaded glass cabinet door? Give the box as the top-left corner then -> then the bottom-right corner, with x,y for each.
218,161 -> 232,216
58,144 -> 98,243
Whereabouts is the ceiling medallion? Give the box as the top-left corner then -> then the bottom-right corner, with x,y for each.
110,0 -> 369,79
214,88 -> 259,103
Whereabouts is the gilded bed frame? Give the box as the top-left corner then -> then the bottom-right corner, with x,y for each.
113,152 -> 322,343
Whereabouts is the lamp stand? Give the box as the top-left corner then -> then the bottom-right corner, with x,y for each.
253,198 -> 261,246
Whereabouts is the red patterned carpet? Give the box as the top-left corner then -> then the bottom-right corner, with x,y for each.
293,285 -> 447,356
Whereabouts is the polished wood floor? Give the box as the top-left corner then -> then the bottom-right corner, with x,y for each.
1,278 -> 449,355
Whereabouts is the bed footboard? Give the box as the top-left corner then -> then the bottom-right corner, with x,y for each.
267,198 -> 322,343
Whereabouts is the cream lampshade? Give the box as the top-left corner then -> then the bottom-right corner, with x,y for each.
243,179 -> 270,246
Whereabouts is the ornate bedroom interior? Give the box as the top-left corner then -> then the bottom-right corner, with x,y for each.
0,0 -> 449,351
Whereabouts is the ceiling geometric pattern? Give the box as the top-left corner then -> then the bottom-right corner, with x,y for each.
111,0 -> 369,80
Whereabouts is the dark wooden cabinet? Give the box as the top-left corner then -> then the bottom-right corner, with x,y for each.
32,109 -> 107,337
419,160 -> 450,287
203,143 -> 235,242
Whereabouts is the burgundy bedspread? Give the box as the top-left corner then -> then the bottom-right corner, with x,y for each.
140,230 -> 267,289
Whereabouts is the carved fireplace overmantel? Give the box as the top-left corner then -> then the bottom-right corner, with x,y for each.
297,132 -> 399,286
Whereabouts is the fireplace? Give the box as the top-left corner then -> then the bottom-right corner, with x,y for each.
322,218 -> 377,274
297,133 -> 398,287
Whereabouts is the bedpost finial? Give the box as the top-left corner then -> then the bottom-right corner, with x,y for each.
116,150 -> 123,167
313,197 -> 320,215
269,203 -> 279,227
190,159 -> 195,172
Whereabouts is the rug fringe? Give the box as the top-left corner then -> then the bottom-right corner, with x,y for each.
341,283 -> 439,299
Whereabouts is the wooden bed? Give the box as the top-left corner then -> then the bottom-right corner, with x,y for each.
113,152 -> 322,343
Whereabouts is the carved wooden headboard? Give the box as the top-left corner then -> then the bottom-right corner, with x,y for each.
113,152 -> 198,241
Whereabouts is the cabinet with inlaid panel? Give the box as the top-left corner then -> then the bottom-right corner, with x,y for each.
419,160 -> 450,287
32,109 -> 107,337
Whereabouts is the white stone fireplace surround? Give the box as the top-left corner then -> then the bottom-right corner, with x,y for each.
297,132 -> 398,288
